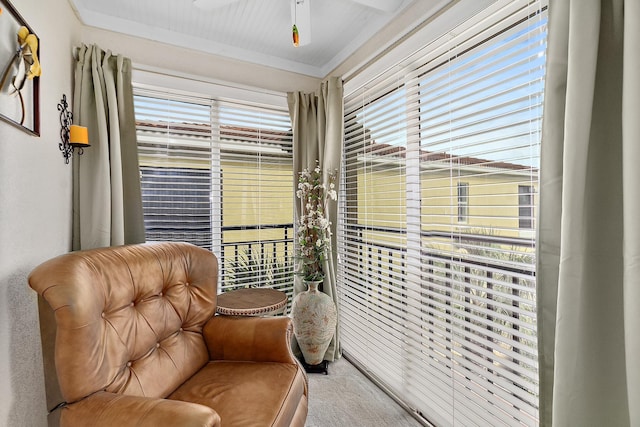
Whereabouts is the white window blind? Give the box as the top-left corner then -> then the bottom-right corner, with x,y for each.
340,1 -> 546,426
134,87 -> 294,295
134,92 -> 214,249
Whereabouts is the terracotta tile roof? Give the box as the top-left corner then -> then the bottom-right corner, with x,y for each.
365,140 -> 536,172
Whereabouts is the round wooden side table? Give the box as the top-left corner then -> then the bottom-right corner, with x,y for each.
216,288 -> 288,316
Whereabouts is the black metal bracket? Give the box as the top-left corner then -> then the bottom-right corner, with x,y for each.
57,94 -> 84,164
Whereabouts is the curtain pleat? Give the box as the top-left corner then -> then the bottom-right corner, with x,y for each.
72,44 -> 145,250
622,2 -> 640,424
538,1 -> 639,425
288,76 -> 344,362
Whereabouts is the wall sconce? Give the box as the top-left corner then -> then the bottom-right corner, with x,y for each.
57,94 -> 89,164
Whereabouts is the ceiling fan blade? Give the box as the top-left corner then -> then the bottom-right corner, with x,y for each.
193,0 -> 240,10
350,0 -> 404,12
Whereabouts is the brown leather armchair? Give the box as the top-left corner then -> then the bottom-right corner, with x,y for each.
29,242 -> 308,427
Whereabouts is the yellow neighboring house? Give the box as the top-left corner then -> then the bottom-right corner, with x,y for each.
349,142 -> 537,255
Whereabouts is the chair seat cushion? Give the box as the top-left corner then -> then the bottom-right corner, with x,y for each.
168,361 -> 307,427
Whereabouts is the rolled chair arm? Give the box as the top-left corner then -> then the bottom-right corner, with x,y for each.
59,391 -> 220,427
204,315 -> 297,364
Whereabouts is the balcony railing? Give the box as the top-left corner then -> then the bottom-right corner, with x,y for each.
219,223 -> 295,308
339,224 -> 539,423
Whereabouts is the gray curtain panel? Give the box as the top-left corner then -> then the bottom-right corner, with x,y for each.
537,1 -> 640,426
72,44 -> 145,250
288,76 -> 344,362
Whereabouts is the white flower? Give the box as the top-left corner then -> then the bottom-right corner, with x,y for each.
296,162 -> 338,280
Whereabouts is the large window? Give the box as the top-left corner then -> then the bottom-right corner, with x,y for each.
134,87 -> 294,296
340,1 -> 546,426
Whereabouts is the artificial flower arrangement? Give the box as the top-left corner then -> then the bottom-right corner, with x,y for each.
296,162 -> 337,282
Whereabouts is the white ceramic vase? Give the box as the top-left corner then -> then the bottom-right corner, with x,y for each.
291,280 -> 337,365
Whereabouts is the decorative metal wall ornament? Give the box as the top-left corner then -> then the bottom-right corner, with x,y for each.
57,94 -> 89,164
57,95 -> 73,163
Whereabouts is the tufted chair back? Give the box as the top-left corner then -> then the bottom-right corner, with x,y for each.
29,242 -> 218,404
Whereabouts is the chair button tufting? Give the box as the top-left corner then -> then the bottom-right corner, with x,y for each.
156,343 -> 160,348
159,292 -> 163,297
127,362 -> 132,367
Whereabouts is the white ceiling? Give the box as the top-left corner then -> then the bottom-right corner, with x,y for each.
67,0 -> 442,78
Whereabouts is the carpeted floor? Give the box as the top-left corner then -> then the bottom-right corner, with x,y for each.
305,357 -> 426,427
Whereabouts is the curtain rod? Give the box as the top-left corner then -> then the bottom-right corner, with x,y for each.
132,63 -> 286,99
71,44 -> 127,62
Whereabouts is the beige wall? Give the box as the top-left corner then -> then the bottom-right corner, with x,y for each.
0,0 -> 82,425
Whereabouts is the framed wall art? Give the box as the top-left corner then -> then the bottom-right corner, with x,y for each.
0,0 -> 40,136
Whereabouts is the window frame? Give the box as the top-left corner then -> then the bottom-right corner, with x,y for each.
518,184 -> 534,229
132,82 -> 295,299
457,182 -> 469,223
